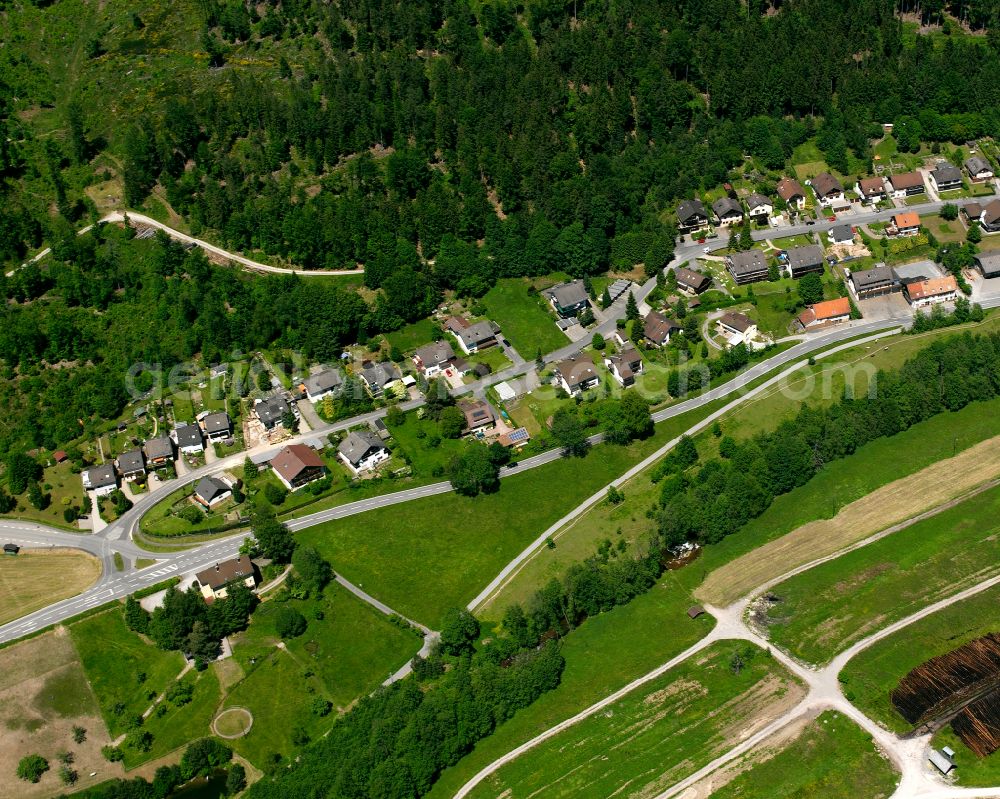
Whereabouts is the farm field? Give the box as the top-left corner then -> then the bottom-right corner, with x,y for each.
480,278 -> 569,356
425,575 -> 714,799
840,584 -> 1000,735
762,482 -> 1000,665
693,397 -> 1000,605
0,631 -> 122,799
705,711 -> 898,799
701,427 -> 1000,606
464,642 -> 804,799
0,549 -> 101,626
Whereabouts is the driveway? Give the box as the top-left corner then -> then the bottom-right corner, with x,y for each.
295,399 -> 318,433
88,490 -> 107,534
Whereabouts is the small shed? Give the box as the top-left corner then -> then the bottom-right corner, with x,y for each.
52,450 -> 68,463
687,605 -> 705,619
3,543 -> 20,556
929,749 -> 956,774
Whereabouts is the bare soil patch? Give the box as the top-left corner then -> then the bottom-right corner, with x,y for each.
697,434 -> 1000,606
0,630 -> 122,799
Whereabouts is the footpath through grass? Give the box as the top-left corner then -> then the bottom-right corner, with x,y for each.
709,710 -> 898,799
465,641 -> 803,799
763,483 -> 1000,665
426,576 -> 714,799
840,584 -> 1000,735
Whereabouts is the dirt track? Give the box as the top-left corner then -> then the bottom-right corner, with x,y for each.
696,434 -> 1000,606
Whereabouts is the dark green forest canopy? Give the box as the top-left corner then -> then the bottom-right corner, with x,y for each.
4,0 -> 1000,277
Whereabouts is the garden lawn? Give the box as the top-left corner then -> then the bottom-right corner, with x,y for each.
69,607 -> 186,738
4,458 -> 88,529
840,584 -> 1000,735
383,318 -> 439,353
0,550 -> 101,626
464,641 -> 803,799
386,411 -> 468,477
425,575 -> 714,799
764,483 -> 1000,665
709,711 -> 898,799
219,647 -> 332,768
481,278 -> 568,356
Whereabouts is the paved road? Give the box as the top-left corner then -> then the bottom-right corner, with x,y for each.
0,197 -> 988,646
453,492 -> 1000,799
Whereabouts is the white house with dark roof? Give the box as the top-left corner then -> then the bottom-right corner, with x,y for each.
786,245 -> 825,278
828,224 -> 854,245
338,430 -> 390,475
301,369 -> 343,402
196,555 -> 256,601
173,423 -> 204,455
726,250 -> 769,284
82,464 -> 118,496
712,197 -> 744,226
746,193 -> 772,220
359,361 -> 403,397
447,318 -> 498,355
255,396 -> 291,430
413,340 -> 455,377
543,280 -> 590,318
116,449 -> 146,482
554,355 -> 599,396
717,312 -> 757,345
201,411 -> 232,441
930,163 -> 963,192
144,436 -> 175,469
676,199 -> 709,231
811,173 -> 845,207
604,346 -> 644,387
965,156 -> 994,182
193,476 -> 234,509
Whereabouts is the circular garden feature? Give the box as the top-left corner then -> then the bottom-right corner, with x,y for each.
213,707 -> 253,739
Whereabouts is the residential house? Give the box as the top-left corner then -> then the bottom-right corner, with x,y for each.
797,297 -> 851,330
746,193 -> 772,221
888,171 -> 925,198
498,428 -> 531,448
855,176 -> 887,204
271,444 -> 326,491
965,156 -> 994,182
777,178 -> 806,211
144,436 -> 175,469
712,196 -> 744,226
192,476 -> 234,509
643,310 -> 682,347
891,212 -> 921,237
413,340 -> 456,377
604,346 -> 644,387
116,449 -> 146,482
338,430 -> 390,475
301,369 -> 343,402
174,424 -> 204,455
850,265 -> 900,299
447,318 -> 498,355
359,361 -> 403,397
787,245 -> 825,278
974,252 -> 1000,278
543,280 -> 590,318
82,464 -> 118,496
554,355 -> 600,396
201,412 -> 232,442
457,399 -> 496,433
674,267 -> 711,295
979,199 -> 1000,233
676,199 -> 709,231
964,202 -> 984,223
726,250 -> 769,284
811,173 -> 845,207
196,556 -> 257,601
717,312 -> 757,345
930,163 -> 963,192
255,396 -> 291,430
904,276 -> 959,307
829,224 -> 854,245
